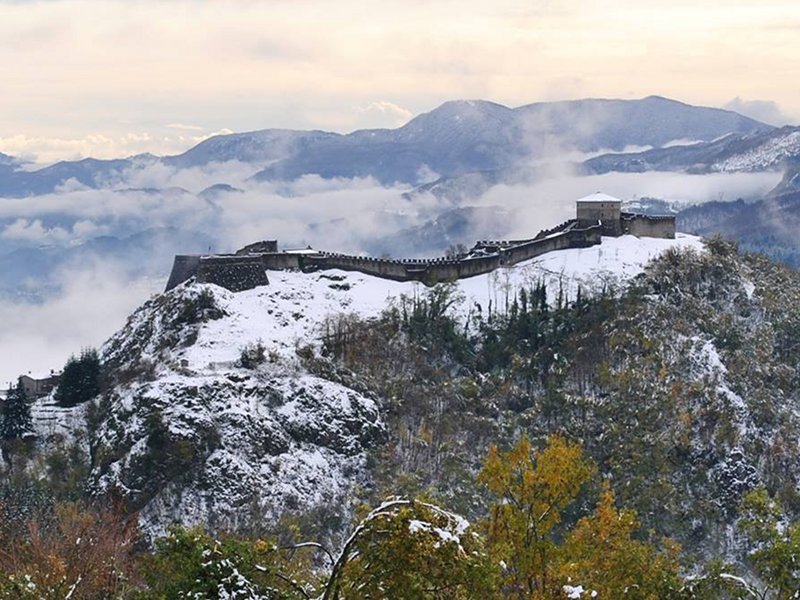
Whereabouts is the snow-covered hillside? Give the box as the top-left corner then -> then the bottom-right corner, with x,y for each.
33,234 -> 702,537
712,129 -> 800,172
181,233 -> 703,369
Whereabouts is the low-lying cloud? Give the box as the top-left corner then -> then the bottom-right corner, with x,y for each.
724,97 -> 798,127
0,260 -> 162,387
0,158 -> 785,385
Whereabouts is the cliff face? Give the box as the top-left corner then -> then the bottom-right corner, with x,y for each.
89,283 -> 384,538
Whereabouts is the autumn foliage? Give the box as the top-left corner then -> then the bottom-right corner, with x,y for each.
0,500 -> 138,599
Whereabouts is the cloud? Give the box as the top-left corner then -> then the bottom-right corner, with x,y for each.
724,97 -> 797,126
0,157 -> 785,386
1,218 -> 69,242
352,101 -> 414,130
166,123 -> 205,132
4,0 -> 799,161
0,259 -> 162,386
0,129 -> 236,165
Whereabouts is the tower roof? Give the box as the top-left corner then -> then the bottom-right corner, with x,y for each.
576,192 -> 622,203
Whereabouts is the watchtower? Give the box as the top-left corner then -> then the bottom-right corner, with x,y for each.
576,192 -> 622,236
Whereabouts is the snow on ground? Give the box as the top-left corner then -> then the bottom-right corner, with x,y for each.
183,233 -> 703,370
712,130 -> 800,172
91,232 -> 703,537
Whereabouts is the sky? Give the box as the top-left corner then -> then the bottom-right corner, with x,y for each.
1,0 -> 799,163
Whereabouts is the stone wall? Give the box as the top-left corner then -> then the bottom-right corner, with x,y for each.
165,255 -> 202,291
196,256 -> 269,292
621,213 -> 676,239
163,208 -> 671,293
166,253 -> 303,291
261,253 -> 302,270
295,224 -> 603,286
236,240 -> 278,255
501,225 -> 602,266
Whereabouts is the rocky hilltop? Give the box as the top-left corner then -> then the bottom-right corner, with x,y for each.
25,230 -> 800,572
30,235 -> 696,536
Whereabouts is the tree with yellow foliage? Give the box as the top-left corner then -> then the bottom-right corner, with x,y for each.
478,435 -> 595,599
558,484 -> 683,599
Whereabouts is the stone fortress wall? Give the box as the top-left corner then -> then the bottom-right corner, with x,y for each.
165,194 -> 676,293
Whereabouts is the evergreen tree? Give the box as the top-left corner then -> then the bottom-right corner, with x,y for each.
54,348 -> 101,407
0,378 -> 32,441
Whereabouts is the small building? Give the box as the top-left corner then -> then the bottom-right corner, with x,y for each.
19,371 -> 61,399
576,192 -> 623,235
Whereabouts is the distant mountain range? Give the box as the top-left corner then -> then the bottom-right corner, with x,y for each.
583,125 -> 800,177
676,191 -> 800,266
0,96 -> 771,197
5,95 -> 800,286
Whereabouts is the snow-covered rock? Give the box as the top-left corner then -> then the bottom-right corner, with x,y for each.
81,234 -> 702,537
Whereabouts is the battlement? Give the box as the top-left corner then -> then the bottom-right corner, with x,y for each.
164,195 -> 675,292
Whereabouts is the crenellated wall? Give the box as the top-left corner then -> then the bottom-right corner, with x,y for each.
294,223 -> 604,286
621,213 -> 676,239
163,205 -> 675,293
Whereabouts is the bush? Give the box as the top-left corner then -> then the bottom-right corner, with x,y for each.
0,501 -> 138,600
239,341 -> 266,369
136,526 -> 311,599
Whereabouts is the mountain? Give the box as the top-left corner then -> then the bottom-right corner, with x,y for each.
29,234 -> 699,536
20,229 -> 800,577
254,96 -> 769,185
677,192 -> 800,266
0,155 -> 158,197
767,162 -> 800,197
584,125 -> 800,175
0,152 -> 19,167
163,129 -> 339,169
0,97 -> 770,197
515,95 -> 769,151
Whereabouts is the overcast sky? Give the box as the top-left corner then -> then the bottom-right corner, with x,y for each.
2,0 -> 799,162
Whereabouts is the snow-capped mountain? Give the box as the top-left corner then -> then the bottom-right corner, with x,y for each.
253,96 -> 769,185
584,125 -> 800,176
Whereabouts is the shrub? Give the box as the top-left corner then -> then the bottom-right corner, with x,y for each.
239,341 -> 266,369
0,501 -> 138,600
136,526 -> 311,599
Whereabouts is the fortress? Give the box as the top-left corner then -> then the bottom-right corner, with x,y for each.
165,193 -> 676,293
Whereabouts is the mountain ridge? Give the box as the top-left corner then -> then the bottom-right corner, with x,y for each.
0,96 -> 772,197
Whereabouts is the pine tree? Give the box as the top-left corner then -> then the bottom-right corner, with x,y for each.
55,348 -> 101,407
1,378 -> 32,441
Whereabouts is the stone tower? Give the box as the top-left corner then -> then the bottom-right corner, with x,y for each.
576,192 -> 622,236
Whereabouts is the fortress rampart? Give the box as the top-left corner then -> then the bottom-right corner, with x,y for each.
164,196 -> 676,293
